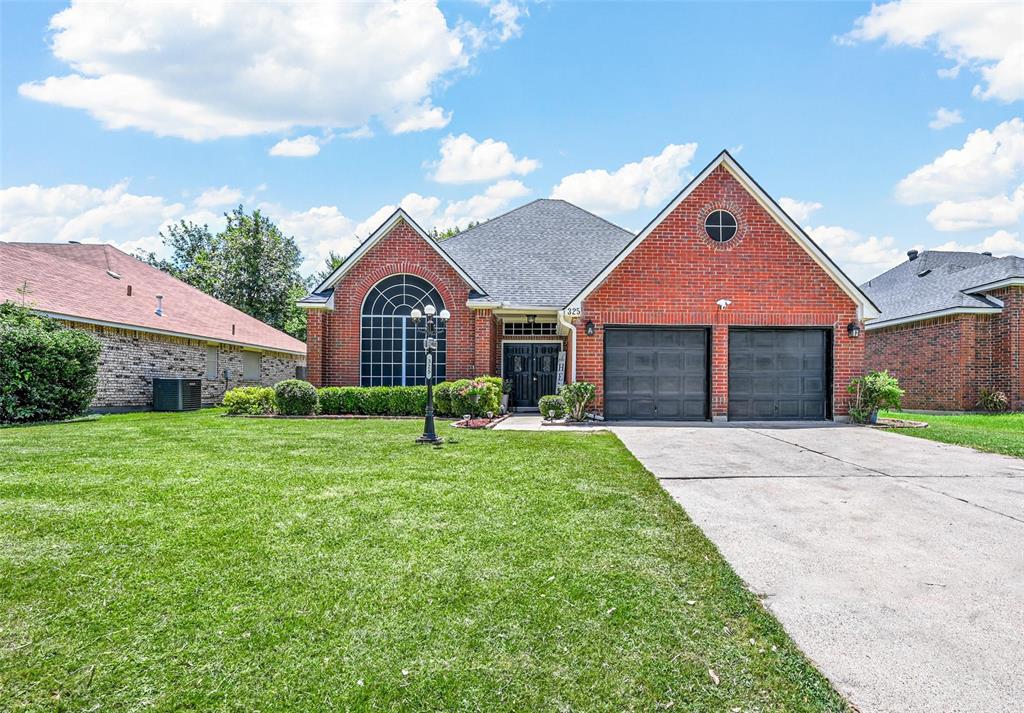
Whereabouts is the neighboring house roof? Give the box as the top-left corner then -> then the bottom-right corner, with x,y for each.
439,199 -> 635,308
860,251 -> 1024,328
566,150 -> 881,319
0,242 -> 306,355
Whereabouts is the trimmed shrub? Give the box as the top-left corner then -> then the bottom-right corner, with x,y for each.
318,386 -> 363,415
223,386 -> 276,415
538,394 -> 566,420
433,381 -> 455,416
274,379 -> 318,415
559,381 -> 596,421
316,385 -> 427,416
0,302 -> 101,423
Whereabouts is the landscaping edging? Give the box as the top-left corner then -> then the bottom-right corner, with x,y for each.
226,413 -> 446,420
864,417 -> 929,429
452,413 -> 510,429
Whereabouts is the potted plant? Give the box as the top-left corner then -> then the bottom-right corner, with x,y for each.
847,371 -> 904,424
502,378 -> 513,413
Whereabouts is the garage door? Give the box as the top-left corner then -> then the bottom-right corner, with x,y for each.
604,328 -> 708,420
728,329 -> 828,420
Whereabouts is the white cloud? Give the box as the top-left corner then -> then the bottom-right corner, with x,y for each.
272,205 -> 358,274
927,184 -> 1024,231
933,229 -> 1024,255
928,107 -> 963,130
806,224 -> 910,282
778,197 -> 823,224
195,185 -> 243,208
343,125 -> 374,139
19,2 -> 520,140
488,0 -> 526,42
843,1 -> 1023,102
430,133 -> 539,184
353,180 -> 530,238
0,182 -> 218,258
550,143 -> 699,214
269,135 -> 322,158
895,118 -> 1024,204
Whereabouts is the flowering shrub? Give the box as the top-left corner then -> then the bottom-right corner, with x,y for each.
847,371 -> 904,423
452,378 -> 501,417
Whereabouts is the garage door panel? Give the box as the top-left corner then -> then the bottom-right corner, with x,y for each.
729,328 -> 828,421
605,328 -> 707,421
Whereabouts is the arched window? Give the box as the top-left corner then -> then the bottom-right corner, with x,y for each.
360,274 -> 447,386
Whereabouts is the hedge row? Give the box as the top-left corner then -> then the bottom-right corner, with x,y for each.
223,376 -> 503,418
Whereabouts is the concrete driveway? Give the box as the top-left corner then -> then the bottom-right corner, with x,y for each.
609,422 -> 1024,713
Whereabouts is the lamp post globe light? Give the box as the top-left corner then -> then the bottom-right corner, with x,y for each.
410,304 -> 449,444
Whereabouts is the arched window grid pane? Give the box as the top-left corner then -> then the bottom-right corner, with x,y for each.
360,275 -> 447,386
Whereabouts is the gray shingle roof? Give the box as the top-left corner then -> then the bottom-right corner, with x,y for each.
439,199 -> 634,307
861,251 -> 1024,325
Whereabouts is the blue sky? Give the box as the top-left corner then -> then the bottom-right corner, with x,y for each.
2,1 -> 1021,280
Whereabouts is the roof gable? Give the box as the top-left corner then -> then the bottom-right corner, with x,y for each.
566,150 -> 880,320
310,209 -> 483,297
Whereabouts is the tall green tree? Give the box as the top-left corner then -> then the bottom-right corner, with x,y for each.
138,206 -> 307,341
313,250 -> 346,286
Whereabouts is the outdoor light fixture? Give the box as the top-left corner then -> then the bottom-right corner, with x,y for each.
527,314 -> 536,324
410,304 -> 449,445
847,321 -> 861,338
585,320 -> 596,336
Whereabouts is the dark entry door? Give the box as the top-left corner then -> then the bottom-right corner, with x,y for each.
503,343 -> 560,408
604,328 -> 708,420
728,328 -> 828,420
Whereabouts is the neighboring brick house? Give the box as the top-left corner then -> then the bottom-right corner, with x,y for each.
0,242 -> 306,411
862,250 -> 1023,412
301,151 -> 878,421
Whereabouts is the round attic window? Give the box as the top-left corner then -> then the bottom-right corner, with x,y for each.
704,210 -> 737,242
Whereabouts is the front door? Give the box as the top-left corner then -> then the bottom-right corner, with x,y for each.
503,343 -> 561,408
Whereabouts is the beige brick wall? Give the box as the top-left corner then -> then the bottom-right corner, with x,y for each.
64,321 -> 305,410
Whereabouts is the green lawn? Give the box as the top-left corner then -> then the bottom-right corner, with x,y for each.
881,411 -> 1024,458
1,411 -> 846,712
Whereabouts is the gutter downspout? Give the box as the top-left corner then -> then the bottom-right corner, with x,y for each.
557,309 -> 576,383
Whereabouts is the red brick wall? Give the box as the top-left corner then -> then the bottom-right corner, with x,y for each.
866,286 -> 1022,411
306,219 -> 495,386
577,164 -> 863,418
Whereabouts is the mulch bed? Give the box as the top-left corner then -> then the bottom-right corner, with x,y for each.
451,413 -> 510,429
866,417 -> 929,429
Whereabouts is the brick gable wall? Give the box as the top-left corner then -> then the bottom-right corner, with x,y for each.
865,286 -> 1023,411
306,219 -> 495,386
577,164 -> 863,418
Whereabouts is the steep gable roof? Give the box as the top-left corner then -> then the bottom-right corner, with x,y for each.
565,150 -> 881,319
861,251 -> 1023,327
0,242 -> 306,354
310,208 -> 483,298
439,199 -> 634,308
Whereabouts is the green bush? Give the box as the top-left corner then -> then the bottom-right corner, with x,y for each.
318,386 -> 363,415
223,386 -> 276,415
316,385 -> 427,416
274,379 -> 318,415
847,370 -> 904,423
450,378 -> 501,417
538,394 -> 566,420
977,388 -> 1010,412
0,302 -> 101,423
433,381 -> 455,416
559,381 -> 596,421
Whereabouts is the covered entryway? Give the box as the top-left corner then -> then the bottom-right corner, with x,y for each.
728,328 -> 828,420
604,327 -> 708,420
503,342 -> 561,409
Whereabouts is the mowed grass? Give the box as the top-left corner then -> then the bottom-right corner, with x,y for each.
1,411 -> 846,712
882,410 -> 1024,458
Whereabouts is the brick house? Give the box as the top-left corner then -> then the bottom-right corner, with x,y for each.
0,242 -> 306,411
862,250 -> 1023,412
301,151 -> 879,420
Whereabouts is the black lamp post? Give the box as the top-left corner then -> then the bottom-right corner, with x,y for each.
410,304 -> 450,444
